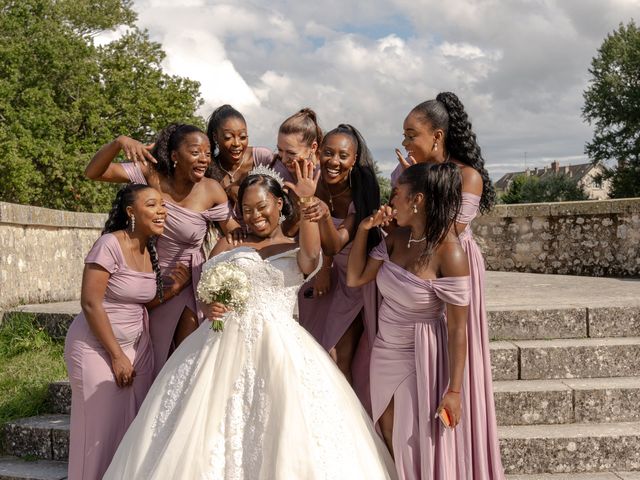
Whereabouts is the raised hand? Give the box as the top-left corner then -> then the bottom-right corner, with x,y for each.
283,159 -> 320,199
301,198 -> 330,223
395,148 -> 416,170
117,135 -> 157,167
359,205 -> 396,231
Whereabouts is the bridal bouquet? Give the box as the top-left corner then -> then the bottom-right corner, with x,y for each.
197,262 -> 250,332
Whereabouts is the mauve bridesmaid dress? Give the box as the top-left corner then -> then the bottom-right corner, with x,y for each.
64,233 -> 156,480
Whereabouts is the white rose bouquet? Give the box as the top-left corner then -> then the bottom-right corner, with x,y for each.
197,262 -> 250,331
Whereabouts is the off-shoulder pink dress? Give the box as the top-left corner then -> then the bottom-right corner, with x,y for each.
121,163 -> 231,375
64,233 -> 156,480
297,204 -> 378,414
369,239 -> 471,479
457,192 -> 505,479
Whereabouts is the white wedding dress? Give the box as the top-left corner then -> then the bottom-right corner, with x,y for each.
104,247 -> 397,479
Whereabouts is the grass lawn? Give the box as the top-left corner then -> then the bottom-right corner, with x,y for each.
0,313 -> 67,423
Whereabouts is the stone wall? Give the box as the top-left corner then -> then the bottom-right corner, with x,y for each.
0,202 -> 105,309
472,198 -> 640,277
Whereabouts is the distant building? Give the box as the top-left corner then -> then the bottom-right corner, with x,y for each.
495,160 -> 610,200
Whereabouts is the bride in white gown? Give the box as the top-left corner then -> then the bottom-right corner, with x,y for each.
104,162 -> 397,479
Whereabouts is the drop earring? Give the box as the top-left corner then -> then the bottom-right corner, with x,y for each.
173,161 -> 177,169
434,142 -> 438,152
412,205 -> 418,214
278,211 -> 285,225
130,215 -> 136,232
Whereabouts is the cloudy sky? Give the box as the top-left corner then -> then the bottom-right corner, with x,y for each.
122,0 -> 638,179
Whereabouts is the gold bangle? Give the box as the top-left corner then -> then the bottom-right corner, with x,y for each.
298,196 -> 315,204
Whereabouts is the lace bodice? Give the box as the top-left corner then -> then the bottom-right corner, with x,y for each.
202,247 -> 309,322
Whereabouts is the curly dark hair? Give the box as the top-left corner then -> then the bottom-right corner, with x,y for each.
150,123 -> 205,177
398,162 -> 463,262
411,92 -> 495,213
103,184 -> 164,301
323,124 -> 381,252
237,174 -> 294,225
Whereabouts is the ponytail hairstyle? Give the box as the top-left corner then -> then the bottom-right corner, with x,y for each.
411,92 -> 495,213
278,108 -> 323,148
237,173 -> 294,224
323,124 -> 381,252
206,104 -> 246,159
151,123 -> 205,177
102,184 -> 164,302
398,162 -> 462,263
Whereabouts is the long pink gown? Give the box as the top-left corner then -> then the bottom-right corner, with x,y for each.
122,163 -> 231,376
368,239 -> 471,479
457,192 -> 505,479
64,233 -> 156,480
391,166 -> 505,478
297,204 -> 378,414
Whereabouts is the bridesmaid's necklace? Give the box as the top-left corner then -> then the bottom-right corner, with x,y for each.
217,152 -> 248,182
126,232 -> 149,272
325,181 -> 351,212
407,231 -> 426,249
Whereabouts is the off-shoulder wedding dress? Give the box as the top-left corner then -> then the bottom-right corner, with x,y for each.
104,247 -> 396,479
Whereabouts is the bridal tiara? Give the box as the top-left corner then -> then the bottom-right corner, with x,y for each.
248,164 -> 285,187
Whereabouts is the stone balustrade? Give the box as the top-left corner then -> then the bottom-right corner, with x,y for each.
1,198 -> 639,310
0,202 -> 105,310
472,198 -> 640,277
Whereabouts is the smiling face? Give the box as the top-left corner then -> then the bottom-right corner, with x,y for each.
171,132 -> 211,182
215,116 -> 249,163
127,187 -> 167,236
401,110 -> 441,164
320,132 -> 357,185
241,183 -> 283,237
390,181 -> 421,228
276,132 -> 317,174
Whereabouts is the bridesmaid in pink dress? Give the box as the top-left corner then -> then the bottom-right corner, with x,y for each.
298,124 -> 381,413
85,124 -> 240,375
393,92 -> 504,479
205,104 -> 274,217
348,162 -> 471,479
64,184 -> 189,479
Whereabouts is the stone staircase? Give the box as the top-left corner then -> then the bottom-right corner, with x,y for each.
1,292 -> 640,479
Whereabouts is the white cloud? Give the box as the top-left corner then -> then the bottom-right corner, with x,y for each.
121,0 -> 638,179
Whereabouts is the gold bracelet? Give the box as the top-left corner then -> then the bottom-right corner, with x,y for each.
298,196 -> 316,204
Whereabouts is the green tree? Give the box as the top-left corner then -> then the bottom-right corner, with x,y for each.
583,20 -> 640,198
500,174 -> 588,204
0,0 -> 203,211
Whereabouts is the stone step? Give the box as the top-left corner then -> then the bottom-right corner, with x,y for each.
493,377 -> 640,426
47,383 -> 70,415
3,301 -> 639,342
0,456 -> 67,480
490,337 -> 640,381
1,416 -> 69,461
1,302 -> 79,340
499,421 -> 640,475
488,306 -> 640,341
506,473 -> 640,479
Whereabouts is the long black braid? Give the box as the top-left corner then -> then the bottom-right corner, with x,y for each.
412,92 -> 495,213
322,124 -> 381,252
151,123 -> 204,177
103,184 -> 164,301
